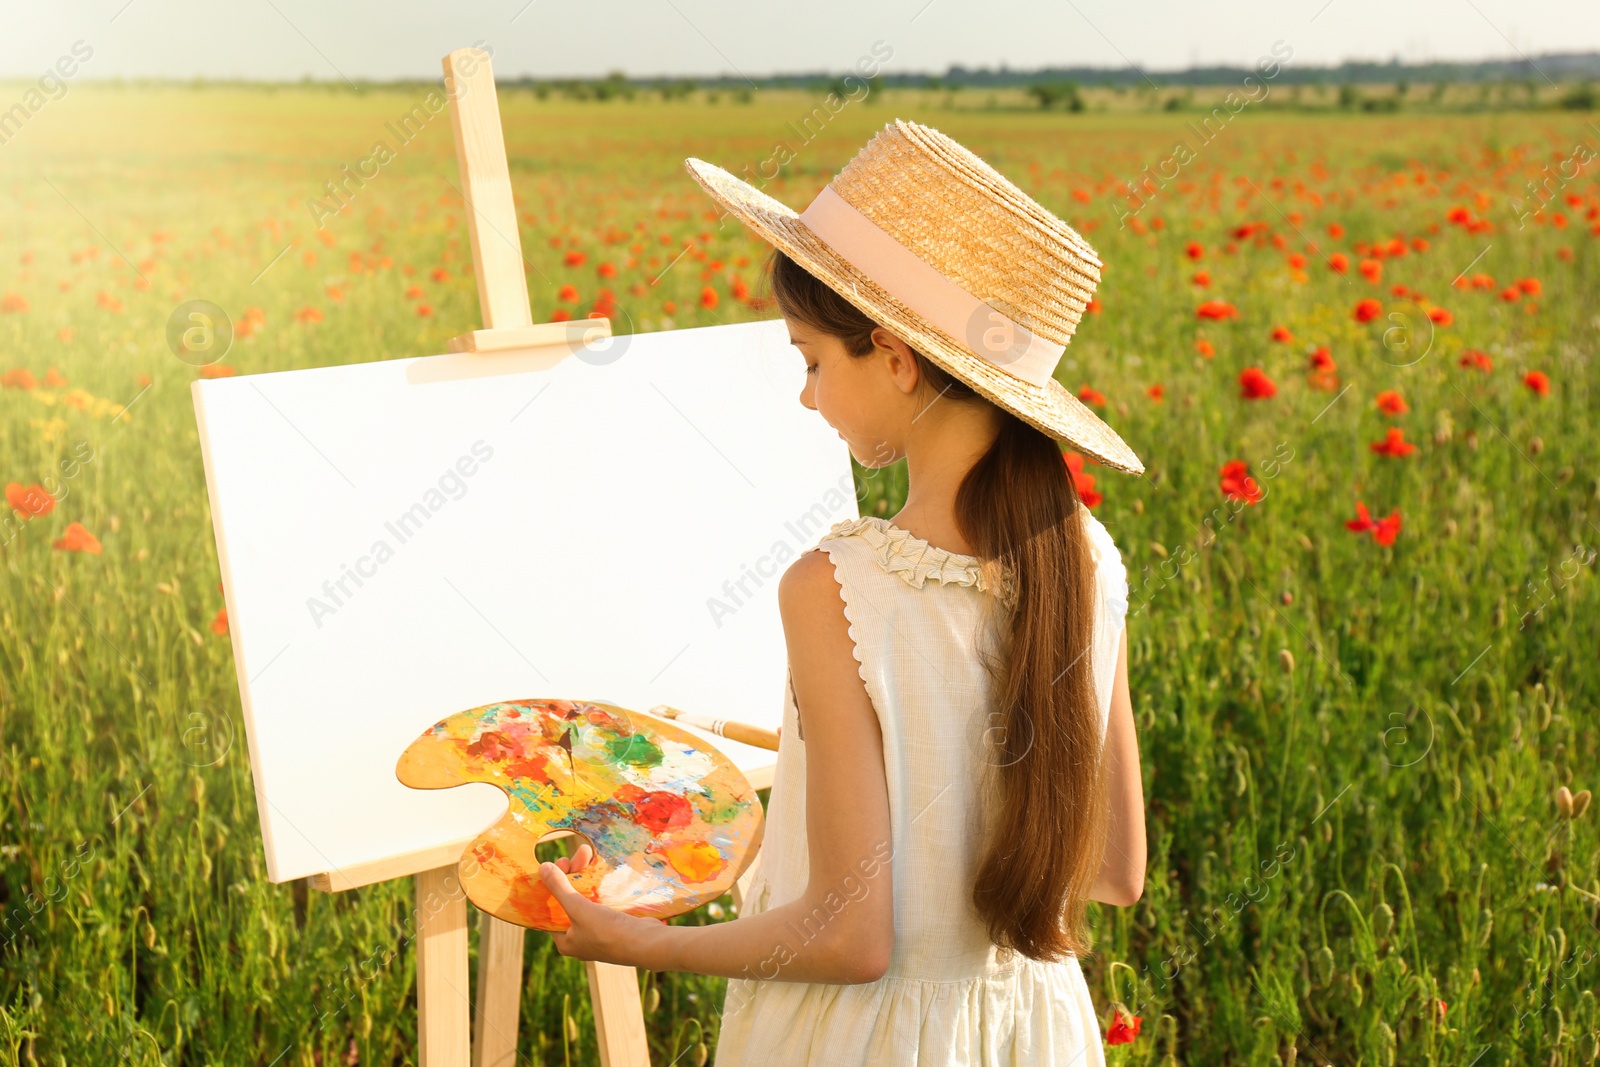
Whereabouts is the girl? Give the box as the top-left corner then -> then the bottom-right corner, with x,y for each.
539,120 -> 1148,1066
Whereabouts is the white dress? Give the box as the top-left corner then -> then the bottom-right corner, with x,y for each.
715,509 -> 1130,1067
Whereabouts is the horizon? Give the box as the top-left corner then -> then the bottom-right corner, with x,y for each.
5,0 -> 1598,84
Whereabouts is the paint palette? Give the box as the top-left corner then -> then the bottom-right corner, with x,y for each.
396,698 -> 764,930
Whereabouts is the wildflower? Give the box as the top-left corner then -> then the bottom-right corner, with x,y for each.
1523,370 -> 1550,396
405,284 -> 424,299
416,303 -> 433,317
1185,241 -> 1204,259
700,286 -> 719,310
1239,366 -> 1277,400
294,306 -> 324,325
1063,452 -> 1103,509
0,293 -> 29,313
1327,222 -> 1345,238
1195,339 -> 1215,358
52,521 -> 102,554
1346,501 -> 1402,546
1196,300 -> 1238,320
1370,427 -> 1417,457
1309,347 -> 1336,373
1374,390 -> 1408,415
42,367 -> 67,387
1105,1008 -> 1142,1046
1459,349 -> 1492,373
198,364 -> 237,379
563,250 -> 586,267
431,266 -> 451,282
1516,277 -> 1542,296
1353,298 -> 1383,323
1359,258 -> 1382,282
1077,385 -> 1106,407
731,277 -> 750,301
557,284 -> 580,303
550,308 -> 573,322
1270,324 -> 1294,343
1328,252 -> 1349,273
1146,383 -> 1164,403
5,483 -> 54,517
210,606 -> 229,636
1220,460 -> 1263,504
1427,306 -> 1453,326
597,261 -> 617,279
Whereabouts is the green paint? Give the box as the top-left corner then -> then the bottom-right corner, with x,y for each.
606,733 -> 663,768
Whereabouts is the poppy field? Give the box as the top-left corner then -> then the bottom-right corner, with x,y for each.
1,82 -> 1598,1065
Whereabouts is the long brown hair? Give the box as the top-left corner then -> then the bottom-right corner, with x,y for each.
768,248 -> 1109,961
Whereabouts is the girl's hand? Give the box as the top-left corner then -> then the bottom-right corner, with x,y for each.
539,844 -> 666,966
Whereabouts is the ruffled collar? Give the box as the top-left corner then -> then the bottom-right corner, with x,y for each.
819,515 -> 1019,606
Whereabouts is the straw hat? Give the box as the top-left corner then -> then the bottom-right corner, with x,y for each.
684,119 -> 1144,475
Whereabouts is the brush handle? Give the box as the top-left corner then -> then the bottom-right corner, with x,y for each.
652,706 -> 780,752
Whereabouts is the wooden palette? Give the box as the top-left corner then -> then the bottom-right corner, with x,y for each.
396,698 -> 764,930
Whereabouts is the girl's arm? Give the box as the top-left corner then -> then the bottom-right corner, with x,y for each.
539,547 -> 896,984
1088,625 -> 1148,906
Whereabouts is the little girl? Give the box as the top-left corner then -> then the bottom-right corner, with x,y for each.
539,120 -> 1148,1066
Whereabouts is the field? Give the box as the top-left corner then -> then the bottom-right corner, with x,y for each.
0,80 -> 1598,1066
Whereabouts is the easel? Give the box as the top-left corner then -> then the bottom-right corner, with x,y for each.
305,48 -> 771,1067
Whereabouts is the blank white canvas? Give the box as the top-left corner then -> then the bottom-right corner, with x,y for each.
193,319 -> 856,884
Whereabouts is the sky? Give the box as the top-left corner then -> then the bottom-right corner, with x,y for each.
1,0 -> 1596,82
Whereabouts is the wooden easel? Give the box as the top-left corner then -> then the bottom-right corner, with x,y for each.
307,48 -> 773,1067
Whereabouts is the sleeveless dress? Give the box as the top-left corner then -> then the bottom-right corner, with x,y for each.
714,509 -> 1130,1067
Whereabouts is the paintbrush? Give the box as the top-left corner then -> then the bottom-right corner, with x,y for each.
648,705 -> 780,752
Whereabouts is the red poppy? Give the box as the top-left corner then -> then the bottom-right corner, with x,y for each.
1219,460 -> 1263,504
597,261 -> 617,279
1459,349 -> 1493,373
42,367 -> 66,387
1328,252 -> 1350,274
199,364 -> 237,379
1146,383 -> 1164,403
1191,270 -> 1211,287
1427,306 -> 1453,326
3,368 -> 37,390
1063,452 -> 1103,509
1374,390 -> 1408,415
1185,241 -> 1204,259
1358,259 -> 1382,282
550,308 -> 573,322
1196,300 -> 1239,320
1077,385 -> 1106,407
563,250 -> 586,267
1369,427 -> 1417,457
700,286 -> 719,310
0,293 -> 28,313
1327,222 -> 1345,239
1308,347 -> 1336,373
416,303 -> 433,317
5,482 -> 54,517
1106,1009 -> 1142,1045
1499,286 -> 1521,303
557,284 -> 580,303
1524,370 -> 1550,396
210,606 -> 229,636
294,306 -> 324,325
1287,252 -> 1307,270
1239,366 -> 1277,400
405,284 -> 424,299
1195,339 -> 1215,358
1353,298 -> 1383,323
1346,501 -> 1401,545
731,277 -> 750,302
52,521 -> 102,555
1516,277 -> 1542,296
431,266 -> 450,282
1270,325 -> 1294,343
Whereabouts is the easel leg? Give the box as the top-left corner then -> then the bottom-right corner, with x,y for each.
472,913 -> 525,1067
416,866 -> 471,1067
586,962 -> 651,1067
